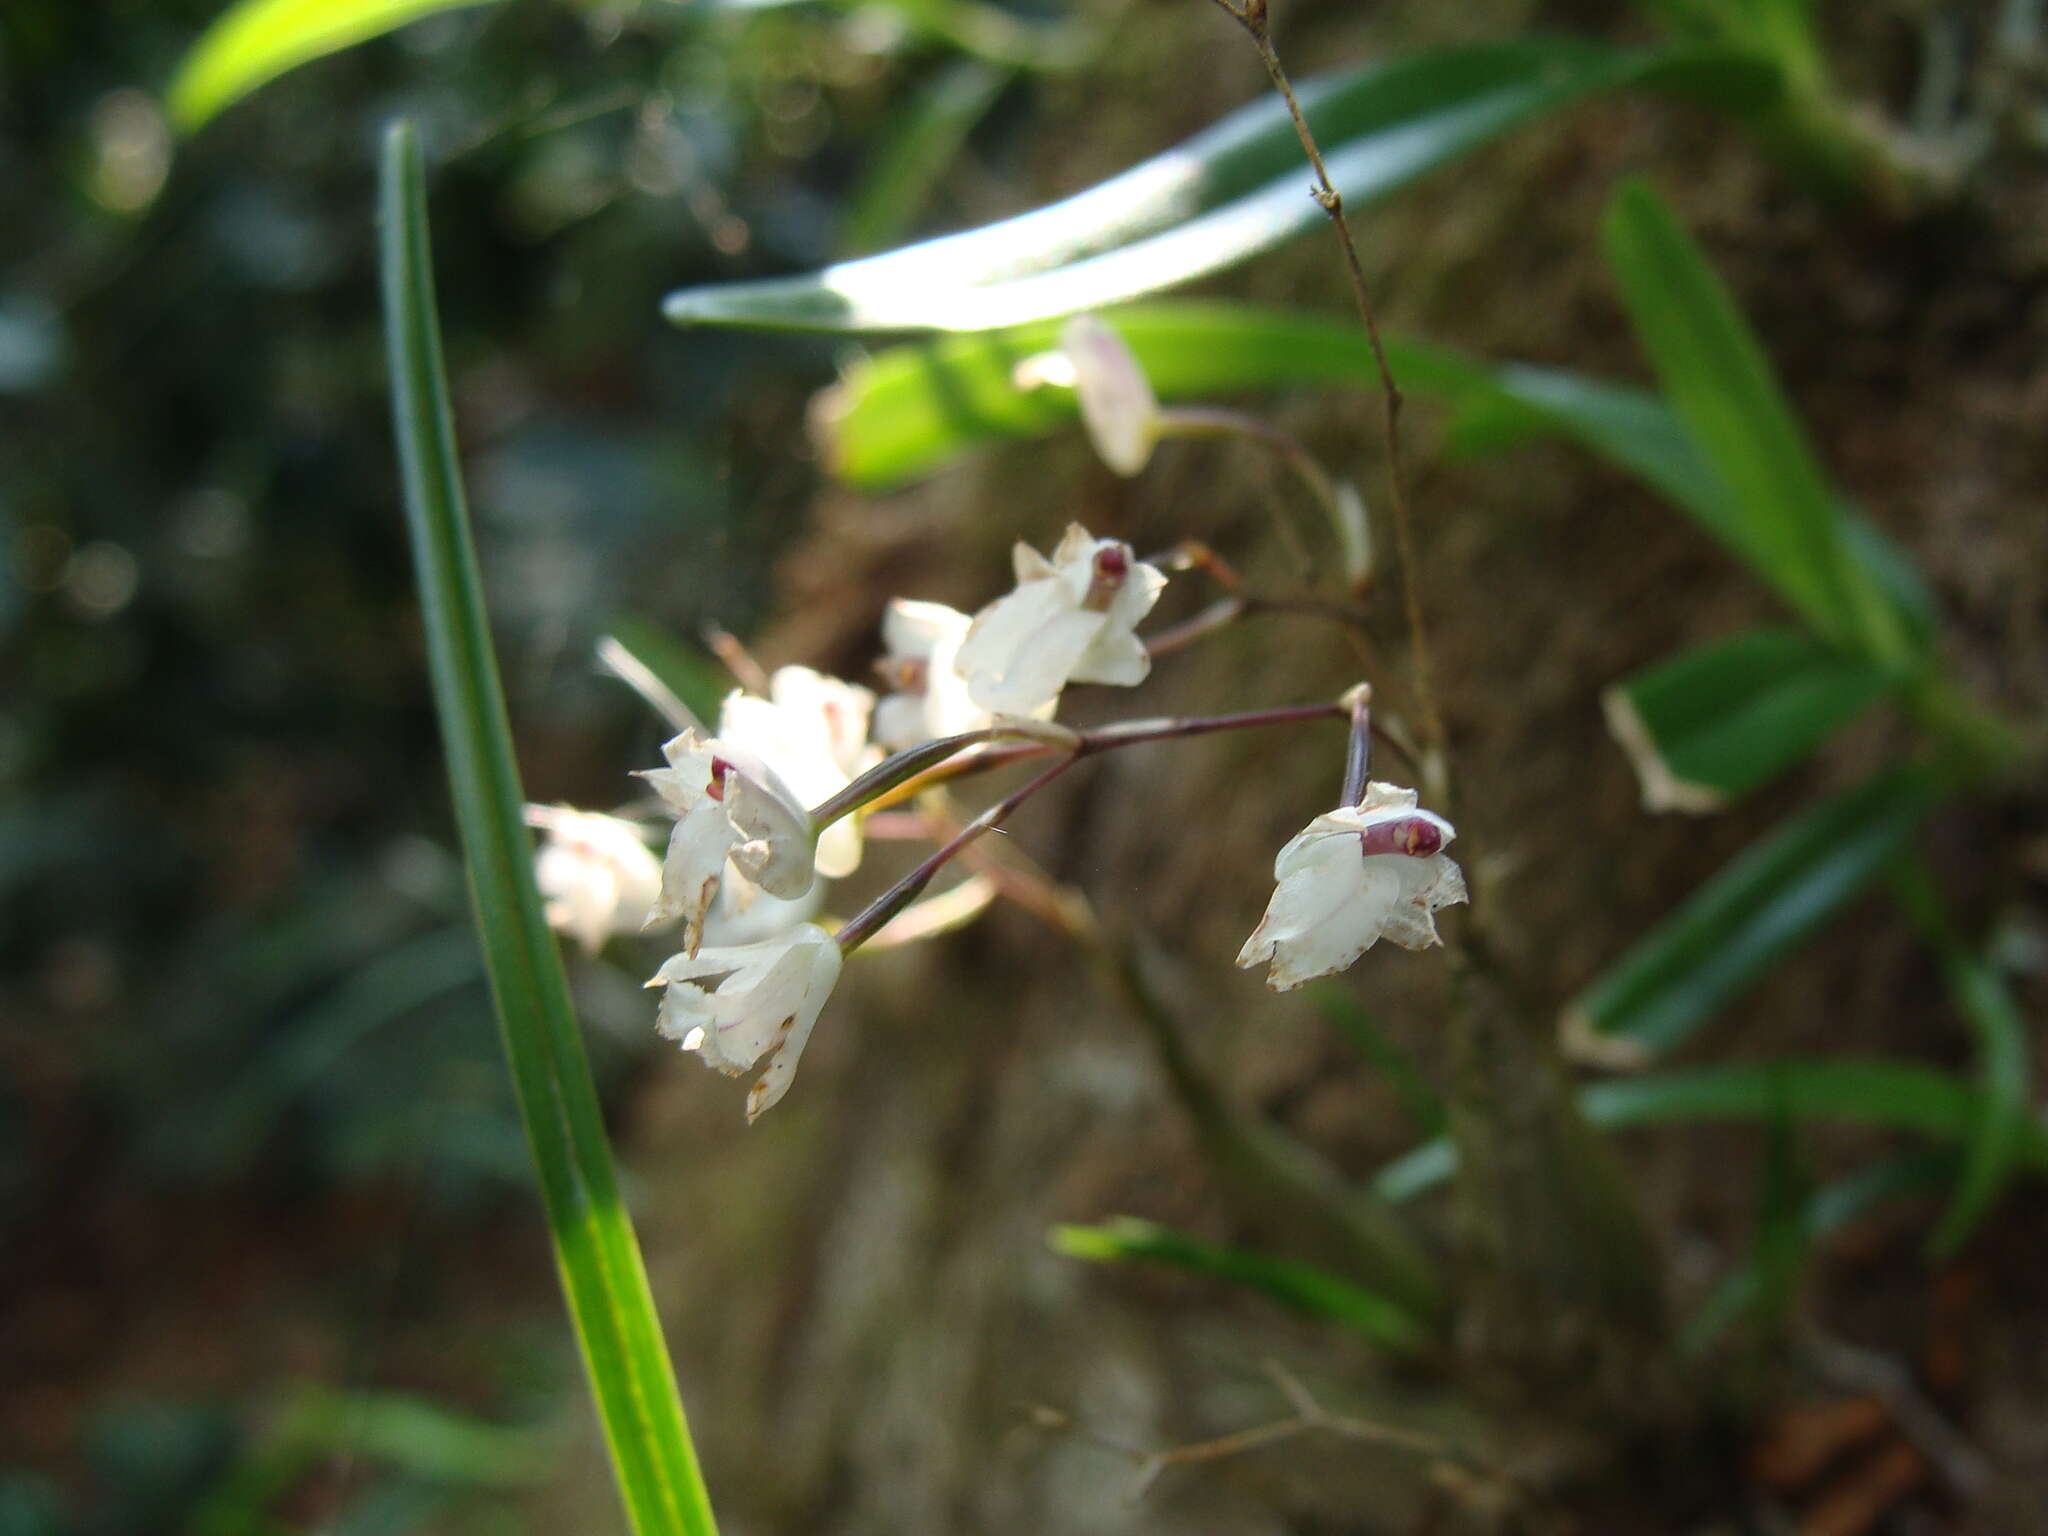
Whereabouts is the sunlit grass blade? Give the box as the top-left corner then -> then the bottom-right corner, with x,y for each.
1891,857 -> 2034,1259
1562,765 -> 1942,1062
1373,1057 -> 2048,1206
1682,1151 -> 1950,1354
841,59 -> 1010,256
380,120 -> 716,1536
1307,982 -> 1445,1138
667,42 -> 1775,333
1602,179 -> 1910,664
1049,1217 -> 1434,1355
1604,627 -> 1892,813
168,0 -> 496,132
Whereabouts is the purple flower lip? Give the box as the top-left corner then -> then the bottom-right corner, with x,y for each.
1357,816 -> 1442,858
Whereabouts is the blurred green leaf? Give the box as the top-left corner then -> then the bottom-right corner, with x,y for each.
1683,1151 -> 1950,1353
1374,1058 -> 2048,1206
813,301 -> 1484,487
1307,982 -> 1446,1138
1749,1103 -> 1812,1337
841,60 -> 1010,256
667,42 -> 1776,332
168,0 -> 496,133
1891,858 -> 2034,1259
380,121 -> 717,1536
1050,1216 -> 1433,1355
1603,627 -> 1891,813
1562,766 -> 1942,1061
1602,179 -> 1911,664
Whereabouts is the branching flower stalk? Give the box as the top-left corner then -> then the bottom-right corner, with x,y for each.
1202,0 -> 1674,1403
1205,0 -> 1448,799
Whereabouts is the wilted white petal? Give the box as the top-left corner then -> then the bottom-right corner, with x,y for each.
718,668 -> 878,879
1236,786 -> 1466,991
649,923 -> 842,1120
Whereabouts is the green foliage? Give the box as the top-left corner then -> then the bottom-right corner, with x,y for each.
1050,1217 -> 1434,1355
1374,1057 -> 2048,1206
664,41 -> 1776,332
381,121 -> 716,1536
1602,627 -> 1890,813
1892,859 -> 2034,1258
168,0 -> 497,132
1307,982 -> 1446,1139
840,60 -> 1010,256
1683,1152 -> 1951,1353
1602,180 -> 1915,665
1563,767 -> 1942,1060
813,302 -> 1477,487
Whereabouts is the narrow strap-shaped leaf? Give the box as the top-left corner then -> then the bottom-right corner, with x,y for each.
1562,765 -> 1943,1061
1307,981 -> 1446,1138
1050,1217 -> 1434,1355
840,59 -> 1011,257
169,0 -> 496,132
1681,1150 -> 1952,1354
1373,1057 -> 2048,1206
1891,857 -> 2034,1259
811,301 -> 1491,487
667,42 -> 1775,332
380,121 -> 717,1536
1602,179 -> 1911,665
1603,626 -> 1892,813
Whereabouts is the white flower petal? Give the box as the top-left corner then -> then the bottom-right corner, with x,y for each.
650,924 -> 842,1119
1063,315 -> 1160,477
1237,790 -> 1467,989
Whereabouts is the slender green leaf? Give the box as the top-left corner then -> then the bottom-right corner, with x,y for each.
1749,1103 -> 1812,1336
841,60 -> 1010,256
667,42 -> 1776,332
1603,627 -> 1891,813
1891,858 -> 2034,1258
813,301 -> 1491,487
1562,765 -> 1942,1061
1602,179 -> 1908,663
1373,1058 -> 2048,1206
1683,1151 -> 1951,1353
380,121 -> 716,1536
1307,982 -> 1445,1138
169,0 -> 495,132
1049,1217 -> 1433,1354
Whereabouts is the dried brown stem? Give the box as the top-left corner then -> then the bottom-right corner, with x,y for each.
1204,0 -> 1449,801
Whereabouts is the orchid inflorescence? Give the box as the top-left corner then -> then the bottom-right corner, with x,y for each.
533,321 -> 1464,1121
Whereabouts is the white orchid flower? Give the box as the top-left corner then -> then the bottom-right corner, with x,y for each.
650,921 -> 843,1121
1236,782 -> 1467,992
530,807 -> 663,954
872,598 -> 1061,749
954,523 -> 1166,717
1062,314 -> 1162,477
717,666 -> 878,881
636,730 -> 815,957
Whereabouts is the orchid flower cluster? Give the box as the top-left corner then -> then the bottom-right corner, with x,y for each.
532,321 -> 1466,1121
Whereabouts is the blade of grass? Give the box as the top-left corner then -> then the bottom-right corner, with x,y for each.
380,120 -> 716,1536
1049,1217 -> 1434,1355
1373,1056 -> 2048,1206
1891,856 -> 2033,1259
